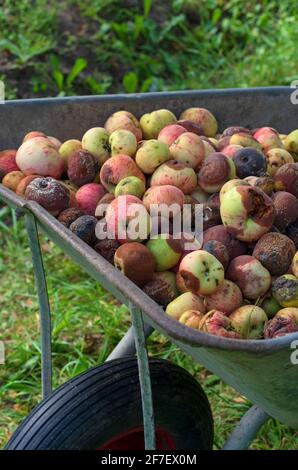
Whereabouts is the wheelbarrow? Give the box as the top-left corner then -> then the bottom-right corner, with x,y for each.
0,87 -> 298,450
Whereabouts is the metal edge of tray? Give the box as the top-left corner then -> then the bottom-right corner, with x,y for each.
3,86 -> 292,106
2,184 -> 298,354
1,86 -> 296,147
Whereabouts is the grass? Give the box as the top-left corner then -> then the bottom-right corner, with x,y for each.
0,1 -> 297,98
0,0 -> 298,451
0,214 -> 297,449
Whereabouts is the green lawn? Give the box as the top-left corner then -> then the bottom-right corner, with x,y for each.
0,213 -> 297,449
0,0 -> 297,98
0,0 -> 298,450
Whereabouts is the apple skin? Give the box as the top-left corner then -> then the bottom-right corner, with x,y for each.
158,124 -> 186,146
233,147 -> 267,179
222,126 -> 251,137
135,139 -> 170,174
198,152 -> 236,193
273,307 -> 298,322
264,311 -> 298,338
165,292 -> 205,320
177,119 -> 205,136
219,178 -> 250,202
114,242 -> 155,287
274,163 -> 298,198
25,177 -> 70,216
16,137 -> 64,179
143,271 -> 179,307
2,170 -> 26,192
146,235 -> 183,271
202,240 -> 229,269
81,127 -> 110,165
253,127 -> 283,152
143,185 -> 184,217
177,250 -> 224,296
221,144 -> 243,158
67,150 -> 99,187
199,310 -> 242,338
59,139 -> 82,169
203,225 -> 247,260
104,110 -> 142,141
252,232 -> 296,276
229,305 -> 268,339
284,129 -> 298,153
150,160 -> 197,195
100,154 -> 145,193
191,185 -> 209,203
179,108 -> 218,137
179,310 -> 204,329
105,195 -> 150,243
16,174 -> 40,196
69,215 -> 98,245
261,296 -> 281,319
230,132 -> 262,150
169,132 -> 205,170
23,131 -> 47,142
2,171 -> 24,191
272,191 -> 298,231
140,109 -> 177,139
291,252 -> 298,277
58,207 -> 85,228
0,150 -> 19,182
266,148 -> 294,176
204,279 -> 243,315
287,219 -> 298,249
109,129 -> 137,157
220,185 -> 275,242
47,136 -> 62,150
75,183 -> 106,216
227,255 -> 271,300
272,274 -> 298,308
115,176 -> 145,198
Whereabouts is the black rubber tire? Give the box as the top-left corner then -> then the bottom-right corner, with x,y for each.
6,357 -> 213,450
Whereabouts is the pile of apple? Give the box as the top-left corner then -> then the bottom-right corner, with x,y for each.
1,106 -> 298,340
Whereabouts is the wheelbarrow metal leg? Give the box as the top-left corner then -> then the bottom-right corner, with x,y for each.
107,324 -> 154,361
25,213 -> 52,399
223,405 -> 269,450
129,303 -> 156,450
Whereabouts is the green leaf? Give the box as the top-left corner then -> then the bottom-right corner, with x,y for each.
112,22 -> 129,41
140,77 -> 153,92
85,76 -> 111,94
66,57 -> 88,87
50,54 -> 59,70
143,0 -> 152,17
133,15 -> 144,40
123,71 -> 138,93
0,39 -> 20,57
52,69 -> 64,92
157,14 -> 185,43
211,8 -> 222,25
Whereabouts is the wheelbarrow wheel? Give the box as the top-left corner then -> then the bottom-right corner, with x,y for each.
6,357 -> 213,450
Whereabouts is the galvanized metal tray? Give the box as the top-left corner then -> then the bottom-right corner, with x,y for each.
1,88 -> 298,440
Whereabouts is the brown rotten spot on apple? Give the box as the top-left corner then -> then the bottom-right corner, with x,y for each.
222,126 -> 252,137
114,242 -> 155,287
220,185 -> 275,242
241,186 -> 275,228
177,119 -> 205,136
274,163 -> 298,198
198,152 -> 235,193
253,232 -> 296,276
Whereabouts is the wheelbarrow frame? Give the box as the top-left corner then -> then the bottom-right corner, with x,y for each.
1,87 -> 298,450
